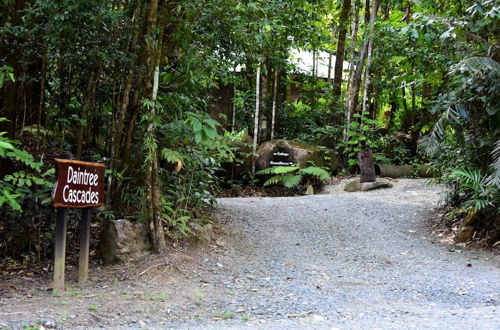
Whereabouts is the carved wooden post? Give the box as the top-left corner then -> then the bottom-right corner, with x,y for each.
53,152 -> 72,292
79,156 -> 92,287
358,146 -> 376,183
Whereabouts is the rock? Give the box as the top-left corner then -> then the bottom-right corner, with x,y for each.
256,139 -> 340,173
462,210 -> 477,227
100,219 -> 151,264
344,179 -> 393,192
44,320 -> 56,328
454,226 -> 475,243
305,184 -> 314,195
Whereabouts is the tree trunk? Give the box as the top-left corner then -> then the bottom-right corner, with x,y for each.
327,24 -> 337,82
346,41 -> 368,129
361,40 -> 374,115
251,64 -> 261,177
145,66 -> 168,254
364,0 -> 371,23
331,0 -> 351,117
346,0 -> 379,133
401,83 -> 410,131
232,64 -> 237,132
270,70 -> 278,140
312,49 -> 317,78
345,0 -> 360,135
142,0 -> 168,254
410,82 -> 416,127
361,0 -> 379,116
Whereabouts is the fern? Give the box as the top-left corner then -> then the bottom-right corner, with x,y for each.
257,166 -> 299,175
282,173 -> 302,188
258,165 -> 330,189
263,175 -> 284,187
299,166 -> 330,179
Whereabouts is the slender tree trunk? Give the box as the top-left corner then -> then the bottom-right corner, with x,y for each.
145,66 -> 168,254
410,82 -> 416,127
401,83 -> 410,131
331,0 -> 352,117
312,49 -> 317,78
361,40 -> 374,115
232,64 -> 237,132
270,70 -> 278,140
344,0 -> 360,140
364,0 -> 371,23
252,64 -> 261,177
327,24 -> 337,82
261,58 -> 270,140
362,0 -> 379,117
421,81 -> 432,123
346,41 -> 368,129
143,0 -> 167,254
36,48 -> 47,158
346,0 -> 379,134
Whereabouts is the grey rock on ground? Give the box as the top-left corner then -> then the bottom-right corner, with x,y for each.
344,178 -> 393,192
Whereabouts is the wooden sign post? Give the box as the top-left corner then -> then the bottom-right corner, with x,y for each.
51,154 -> 105,291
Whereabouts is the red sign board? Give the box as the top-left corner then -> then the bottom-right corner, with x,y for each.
52,159 -> 105,208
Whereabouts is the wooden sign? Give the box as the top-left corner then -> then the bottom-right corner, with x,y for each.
52,159 -> 105,208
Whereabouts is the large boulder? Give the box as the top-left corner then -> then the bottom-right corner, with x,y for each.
100,219 -> 151,264
256,139 -> 340,173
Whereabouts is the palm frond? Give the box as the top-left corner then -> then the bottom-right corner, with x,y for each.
487,139 -> 500,186
450,56 -> 500,79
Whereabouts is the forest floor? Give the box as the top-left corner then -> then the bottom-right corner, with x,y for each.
0,179 -> 499,329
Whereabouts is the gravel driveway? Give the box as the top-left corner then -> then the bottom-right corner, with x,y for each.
187,178 -> 499,329
1,179 -> 498,329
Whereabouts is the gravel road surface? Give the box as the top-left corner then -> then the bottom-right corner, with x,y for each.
1,179 -> 498,329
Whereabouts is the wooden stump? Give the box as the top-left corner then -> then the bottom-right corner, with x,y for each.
358,147 -> 376,183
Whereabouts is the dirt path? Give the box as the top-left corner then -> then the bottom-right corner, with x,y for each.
1,179 -> 499,329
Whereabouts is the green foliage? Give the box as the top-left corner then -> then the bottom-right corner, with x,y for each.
0,120 -> 49,211
418,5 -> 500,219
344,112 -> 381,167
446,168 -> 499,213
257,165 -> 330,189
0,65 -> 14,88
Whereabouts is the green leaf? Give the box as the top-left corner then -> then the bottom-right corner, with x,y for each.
263,175 -> 282,186
257,166 -> 298,175
192,119 -> 202,132
203,126 -> 218,139
346,131 -> 357,137
0,140 -> 14,150
299,166 -> 330,179
282,173 -> 302,188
